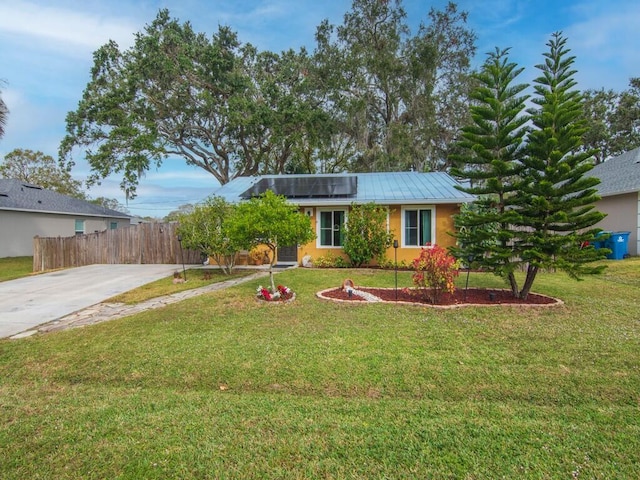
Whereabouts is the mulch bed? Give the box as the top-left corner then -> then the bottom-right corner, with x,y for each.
319,287 -> 560,307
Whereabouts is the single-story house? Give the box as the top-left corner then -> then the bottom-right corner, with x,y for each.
0,179 -> 131,257
589,147 -> 640,256
213,171 -> 475,265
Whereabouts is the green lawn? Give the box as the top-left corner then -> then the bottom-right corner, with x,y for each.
105,268 -> 255,304
0,256 -> 33,282
1,259 -> 639,478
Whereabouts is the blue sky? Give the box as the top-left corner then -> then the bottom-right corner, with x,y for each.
1,0 -> 639,218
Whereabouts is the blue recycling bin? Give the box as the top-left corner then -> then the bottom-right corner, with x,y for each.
591,231 -> 608,250
604,231 -> 631,260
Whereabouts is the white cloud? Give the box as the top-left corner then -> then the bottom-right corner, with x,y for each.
0,1 -> 138,54
565,2 -> 640,90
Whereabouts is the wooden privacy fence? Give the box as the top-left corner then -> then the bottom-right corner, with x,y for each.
33,223 -> 202,272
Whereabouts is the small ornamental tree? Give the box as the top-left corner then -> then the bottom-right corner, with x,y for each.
411,245 -> 460,304
176,196 -> 240,275
228,190 -> 315,292
343,202 -> 393,267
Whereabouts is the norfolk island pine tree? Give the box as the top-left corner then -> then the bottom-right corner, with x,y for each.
451,34 -> 607,300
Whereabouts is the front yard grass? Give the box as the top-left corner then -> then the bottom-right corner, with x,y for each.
105,267 -> 255,304
0,258 -> 638,478
0,256 -> 33,282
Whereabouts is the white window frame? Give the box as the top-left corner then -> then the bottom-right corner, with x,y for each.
401,205 -> 436,248
74,219 -> 85,235
316,207 -> 348,248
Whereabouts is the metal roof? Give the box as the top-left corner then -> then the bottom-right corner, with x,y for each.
0,179 -> 131,218
213,172 -> 475,206
590,147 -> 640,197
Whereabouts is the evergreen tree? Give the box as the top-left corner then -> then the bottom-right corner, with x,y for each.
450,48 -> 530,297
516,32 -> 606,299
451,34 -> 607,300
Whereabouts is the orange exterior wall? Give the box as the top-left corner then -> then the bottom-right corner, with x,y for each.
297,203 -> 460,265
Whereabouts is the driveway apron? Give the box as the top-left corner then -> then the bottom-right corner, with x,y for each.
0,264 -> 184,339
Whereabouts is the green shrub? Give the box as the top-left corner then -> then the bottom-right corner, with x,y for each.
343,203 -> 393,267
314,252 -> 350,268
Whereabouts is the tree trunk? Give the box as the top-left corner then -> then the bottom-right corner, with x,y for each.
519,264 -> 539,300
507,271 -> 519,298
268,246 -> 277,292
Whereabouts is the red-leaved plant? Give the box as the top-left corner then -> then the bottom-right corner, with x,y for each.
411,244 -> 460,304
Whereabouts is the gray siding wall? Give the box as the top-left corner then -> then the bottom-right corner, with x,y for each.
0,210 -> 130,257
595,192 -> 639,256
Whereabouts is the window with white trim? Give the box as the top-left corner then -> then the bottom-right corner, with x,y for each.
402,206 -> 435,247
318,209 -> 346,247
74,219 -> 85,235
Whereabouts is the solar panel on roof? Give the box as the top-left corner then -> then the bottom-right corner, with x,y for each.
240,176 -> 357,199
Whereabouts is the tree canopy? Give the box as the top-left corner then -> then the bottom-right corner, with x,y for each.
581,77 -> 640,163
0,149 -> 85,199
227,190 -> 315,290
60,2 -> 477,198
59,9 -> 329,199
450,47 -> 530,296
313,0 -> 476,173
176,196 -> 240,275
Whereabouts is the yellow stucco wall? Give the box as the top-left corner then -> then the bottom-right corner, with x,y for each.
209,203 -> 461,267
298,203 -> 460,265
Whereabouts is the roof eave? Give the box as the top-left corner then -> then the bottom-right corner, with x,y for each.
598,188 -> 640,198
286,198 -> 475,207
0,206 -> 131,219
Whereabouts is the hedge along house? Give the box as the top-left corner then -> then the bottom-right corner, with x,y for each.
213,172 -> 476,265
0,179 -> 131,257
589,146 -> 640,256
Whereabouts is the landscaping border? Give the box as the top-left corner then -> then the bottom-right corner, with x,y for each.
316,287 -> 564,309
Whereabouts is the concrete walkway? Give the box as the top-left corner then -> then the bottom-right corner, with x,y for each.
10,270 -> 270,339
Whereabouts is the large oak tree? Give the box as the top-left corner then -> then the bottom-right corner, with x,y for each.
60,10 -> 327,198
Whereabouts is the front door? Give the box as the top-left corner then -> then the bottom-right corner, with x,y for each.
277,245 -> 298,263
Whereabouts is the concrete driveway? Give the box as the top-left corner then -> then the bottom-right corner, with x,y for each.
0,264 -> 187,339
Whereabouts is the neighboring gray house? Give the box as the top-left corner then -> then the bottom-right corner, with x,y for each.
590,147 -> 640,256
0,179 -> 131,257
